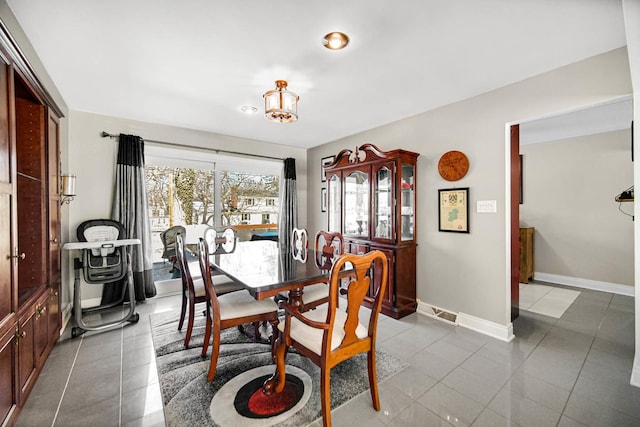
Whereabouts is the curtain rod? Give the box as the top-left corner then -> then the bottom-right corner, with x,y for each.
100,131 -> 284,161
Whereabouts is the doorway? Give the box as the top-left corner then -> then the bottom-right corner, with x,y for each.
509,97 -> 634,321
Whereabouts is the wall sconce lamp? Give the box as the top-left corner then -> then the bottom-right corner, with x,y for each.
61,173 -> 76,205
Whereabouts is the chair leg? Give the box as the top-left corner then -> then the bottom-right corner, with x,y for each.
252,321 -> 261,342
177,289 -> 187,331
367,349 -> 381,411
201,305 -> 212,357
320,365 -> 332,427
272,332 -> 288,394
183,298 -> 195,348
207,329 -> 221,382
269,319 -> 279,362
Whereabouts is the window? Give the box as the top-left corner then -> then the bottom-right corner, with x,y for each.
262,214 -> 270,224
144,144 -> 281,263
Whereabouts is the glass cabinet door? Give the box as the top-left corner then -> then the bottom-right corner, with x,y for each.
400,164 -> 415,241
327,174 -> 341,232
374,164 -> 393,240
343,170 -> 369,237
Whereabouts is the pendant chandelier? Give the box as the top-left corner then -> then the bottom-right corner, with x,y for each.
263,80 -> 299,123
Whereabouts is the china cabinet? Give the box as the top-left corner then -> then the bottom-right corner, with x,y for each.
325,143 -> 419,318
0,21 -> 63,425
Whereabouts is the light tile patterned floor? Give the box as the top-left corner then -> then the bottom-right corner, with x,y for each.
17,284 -> 638,427
520,282 -> 581,318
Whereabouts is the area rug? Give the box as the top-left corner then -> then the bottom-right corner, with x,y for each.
150,310 -> 407,427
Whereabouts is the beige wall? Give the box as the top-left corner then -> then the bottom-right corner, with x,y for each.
622,0 -> 640,387
309,47 -> 632,328
520,130 -> 634,287
67,110 -> 308,301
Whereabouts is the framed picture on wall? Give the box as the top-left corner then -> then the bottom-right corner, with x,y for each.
321,188 -> 327,212
438,187 -> 469,233
321,156 -> 334,182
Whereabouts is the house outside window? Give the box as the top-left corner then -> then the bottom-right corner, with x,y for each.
144,148 -> 281,264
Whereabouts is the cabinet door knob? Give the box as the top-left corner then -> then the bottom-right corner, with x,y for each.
7,252 -> 25,260
50,238 -> 58,244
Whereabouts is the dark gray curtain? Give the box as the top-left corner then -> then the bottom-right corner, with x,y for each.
103,134 -> 156,303
278,158 -> 298,252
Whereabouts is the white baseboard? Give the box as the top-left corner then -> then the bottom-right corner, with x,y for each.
533,272 -> 634,296
417,300 -> 514,342
632,355 -> 640,388
61,302 -> 72,334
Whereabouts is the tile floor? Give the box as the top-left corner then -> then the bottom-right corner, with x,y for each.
16,284 -> 639,427
519,282 -> 581,318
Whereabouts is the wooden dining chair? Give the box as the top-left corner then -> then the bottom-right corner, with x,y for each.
197,238 -> 280,382
279,227 -> 329,310
293,230 -> 345,311
291,227 -> 309,262
175,232 -> 242,348
314,230 -> 344,270
269,250 -> 388,427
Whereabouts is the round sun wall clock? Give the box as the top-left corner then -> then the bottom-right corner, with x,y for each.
438,150 -> 469,181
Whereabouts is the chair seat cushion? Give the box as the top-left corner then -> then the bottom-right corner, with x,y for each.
187,261 -> 202,280
193,278 -> 206,298
218,290 -> 278,320
212,274 -> 244,295
278,307 -> 368,356
279,283 -> 329,304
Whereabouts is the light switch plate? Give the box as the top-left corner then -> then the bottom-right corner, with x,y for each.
477,200 -> 497,213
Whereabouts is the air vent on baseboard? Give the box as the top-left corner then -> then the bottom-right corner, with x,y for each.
418,301 -> 459,325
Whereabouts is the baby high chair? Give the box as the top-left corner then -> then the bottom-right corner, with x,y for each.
63,219 -> 140,338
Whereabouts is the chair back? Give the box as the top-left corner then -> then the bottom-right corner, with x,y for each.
291,227 -> 308,262
203,226 -> 237,255
174,232 -> 195,292
197,238 -> 222,319
314,231 -> 344,270
160,225 -> 186,259
327,250 -> 388,350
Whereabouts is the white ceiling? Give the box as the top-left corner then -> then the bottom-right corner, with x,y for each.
520,97 -> 633,145
6,0 -> 628,149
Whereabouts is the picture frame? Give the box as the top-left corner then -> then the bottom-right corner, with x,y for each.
321,156 -> 334,182
438,187 -> 469,233
321,188 -> 327,212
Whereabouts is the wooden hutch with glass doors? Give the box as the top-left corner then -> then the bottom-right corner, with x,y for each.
324,143 -> 419,319
0,21 -> 63,426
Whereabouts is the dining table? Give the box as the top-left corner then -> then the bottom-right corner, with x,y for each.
208,239 -> 334,308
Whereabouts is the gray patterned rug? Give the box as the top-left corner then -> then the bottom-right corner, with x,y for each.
150,310 -> 407,427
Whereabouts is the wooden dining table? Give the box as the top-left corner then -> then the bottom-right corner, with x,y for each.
208,239 -> 333,308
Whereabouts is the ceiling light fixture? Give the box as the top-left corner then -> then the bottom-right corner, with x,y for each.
240,105 -> 258,114
322,32 -> 349,50
263,80 -> 299,123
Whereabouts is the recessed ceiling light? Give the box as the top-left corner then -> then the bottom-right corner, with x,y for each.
322,32 -> 349,50
240,105 -> 258,114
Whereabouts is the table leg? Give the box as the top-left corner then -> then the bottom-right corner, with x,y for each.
263,324 -> 287,395
288,287 -> 304,309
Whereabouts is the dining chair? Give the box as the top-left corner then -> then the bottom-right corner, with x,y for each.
270,250 -> 388,427
279,227 -> 324,309
160,225 -> 186,277
291,227 -> 308,262
175,232 -> 242,348
197,238 -> 280,382
293,230 -> 345,311
203,226 -> 237,254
